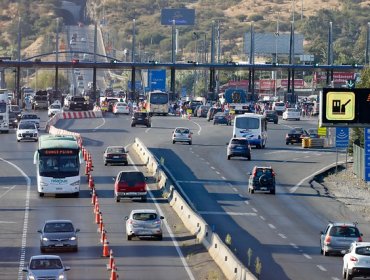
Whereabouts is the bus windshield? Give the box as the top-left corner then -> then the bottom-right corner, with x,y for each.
235,117 -> 260,129
39,155 -> 79,177
150,93 -> 168,104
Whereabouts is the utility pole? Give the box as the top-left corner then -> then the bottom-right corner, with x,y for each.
131,19 -> 136,101
16,16 -> 21,106
55,18 -> 59,93
170,19 -> 176,101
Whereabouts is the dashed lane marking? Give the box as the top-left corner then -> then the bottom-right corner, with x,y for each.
278,233 -> 287,239
232,187 -> 238,192
210,166 -> 215,170
177,180 -> 227,185
198,211 -> 258,216
268,223 -> 276,229
252,208 -> 258,212
290,243 -> 299,249
303,254 -> 312,259
260,216 -> 265,221
0,185 -> 16,199
221,176 -> 226,180
244,201 -> 250,205
216,171 -> 220,175
317,265 -> 327,272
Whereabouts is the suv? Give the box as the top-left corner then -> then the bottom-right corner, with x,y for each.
263,110 -> 278,124
114,171 -> 147,202
272,101 -> 286,115
68,96 -> 88,111
248,166 -> 276,194
227,137 -> 251,160
343,241 -> 370,280
320,222 -> 363,256
131,112 -> 151,127
32,95 -> 48,110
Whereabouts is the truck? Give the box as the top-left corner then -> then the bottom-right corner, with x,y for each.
0,89 -> 10,133
223,88 -> 252,114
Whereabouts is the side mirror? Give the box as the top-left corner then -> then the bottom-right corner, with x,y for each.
64,266 -> 71,271
124,216 -> 128,220
112,177 -> 116,181
320,231 -> 324,235
160,216 -> 164,220
341,249 -> 348,255
75,228 -> 80,233
145,177 -> 148,181
22,268 -> 28,272
37,230 -> 42,233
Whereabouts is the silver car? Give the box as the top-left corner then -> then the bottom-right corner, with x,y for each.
320,222 -> 363,256
23,255 -> 70,280
172,127 -> 192,145
125,209 -> 164,240
38,220 -> 80,252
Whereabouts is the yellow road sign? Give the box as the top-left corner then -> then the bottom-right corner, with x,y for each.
326,91 -> 355,121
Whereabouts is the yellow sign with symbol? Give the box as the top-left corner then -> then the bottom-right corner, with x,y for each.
326,91 -> 355,121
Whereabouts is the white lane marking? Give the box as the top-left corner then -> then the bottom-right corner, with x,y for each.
216,171 -> 220,175
221,176 -> 226,180
292,158 -> 300,161
232,187 -> 238,192
126,148 -> 195,280
198,211 -> 257,216
303,253 -> 312,259
252,207 -> 258,212
290,161 -> 346,193
177,180 -> 226,185
290,243 -> 299,249
190,120 -> 202,135
0,185 -> 16,199
145,127 -> 151,133
268,223 -> 276,229
0,221 -> 16,223
0,158 -> 31,280
317,265 -> 327,272
332,278 -> 340,280
210,166 -> 215,170
260,216 -> 265,221
278,233 -> 287,239
244,201 -> 250,205
195,154 -> 199,157
93,117 -> 106,131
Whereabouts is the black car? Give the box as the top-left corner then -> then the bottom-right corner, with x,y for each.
285,127 -> 308,145
214,112 -> 231,125
264,110 -> 278,124
207,107 -> 222,121
68,96 -> 88,111
104,146 -> 128,166
131,112 -> 151,127
227,138 -> 251,160
248,166 -> 276,194
9,111 -> 18,128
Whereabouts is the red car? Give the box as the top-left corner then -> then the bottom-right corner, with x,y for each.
114,171 -> 147,202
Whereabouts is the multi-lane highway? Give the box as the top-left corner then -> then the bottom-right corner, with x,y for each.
1,111 -> 370,280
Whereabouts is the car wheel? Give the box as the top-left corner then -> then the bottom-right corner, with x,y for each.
124,162 -> 128,166
320,247 -> 323,255
342,267 -> 347,279
250,188 -> 254,194
248,156 -> 251,161
115,196 -> 120,203
74,192 -> 79,197
39,192 -> 44,197
73,247 -> 78,252
35,139 -> 38,142
127,234 -> 132,241
274,121 -> 278,124
104,162 -> 107,166
189,141 -> 192,145
17,139 -> 20,142
256,144 -> 261,149
40,247 -> 46,253
270,189 -> 275,194
286,142 -> 289,145
346,269 -> 353,280
172,140 -> 175,144
323,249 -> 328,256
227,155 -> 231,160
141,196 -> 147,202
131,124 -> 135,127
157,234 -> 163,241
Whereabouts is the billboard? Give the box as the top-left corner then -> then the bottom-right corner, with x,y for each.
161,9 -> 195,25
320,88 -> 370,127
148,69 -> 166,92
314,72 -> 356,83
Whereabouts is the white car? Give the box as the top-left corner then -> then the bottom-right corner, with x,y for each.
272,101 -> 286,115
48,103 -> 63,117
113,102 -> 130,114
17,122 -> 38,142
125,209 -> 164,240
282,108 -> 301,121
77,81 -> 84,88
343,242 -> 370,280
23,255 -> 70,280
172,127 -> 192,145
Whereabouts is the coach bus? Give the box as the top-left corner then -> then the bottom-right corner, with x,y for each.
146,90 -> 169,115
34,135 -> 82,197
233,113 -> 267,149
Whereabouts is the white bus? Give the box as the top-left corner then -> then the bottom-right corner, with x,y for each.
146,90 -> 169,115
233,113 -> 267,148
34,135 -> 82,197
0,89 -> 9,133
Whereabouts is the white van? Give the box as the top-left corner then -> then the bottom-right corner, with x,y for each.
233,113 -> 267,149
272,101 -> 286,115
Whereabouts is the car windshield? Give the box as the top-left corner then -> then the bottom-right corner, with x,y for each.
119,172 -> 145,183
265,111 -> 276,115
175,128 -> 189,134
133,212 -> 157,221
290,128 -> 304,134
255,168 -> 273,177
44,222 -> 74,233
356,246 -> 370,255
134,113 -> 148,118
235,117 -> 259,129
22,115 -> 37,119
73,97 -> 85,102
30,258 -> 63,270
231,139 -> 248,145
107,147 -> 126,154
329,226 -> 360,237
19,123 -> 36,129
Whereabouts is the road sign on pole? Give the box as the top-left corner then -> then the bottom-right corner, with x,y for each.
335,127 -> 349,148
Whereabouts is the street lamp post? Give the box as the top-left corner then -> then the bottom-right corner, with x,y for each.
274,13 -> 280,97
131,19 -> 136,101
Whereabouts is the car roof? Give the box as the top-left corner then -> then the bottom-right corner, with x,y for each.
106,146 -> 125,149
253,166 -> 273,170
329,222 -> 357,227
130,209 -> 158,214
44,219 -> 73,224
175,127 -> 190,130
30,255 -> 62,260
352,242 -> 370,247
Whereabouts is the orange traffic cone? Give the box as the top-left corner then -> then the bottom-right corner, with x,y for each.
107,250 -> 114,270
91,188 -> 96,205
100,228 -> 106,243
82,147 -> 86,160
89,176 -> 95,189
85,163 -> 89,176
95,211 -> 101,224
110,263 -> 118,280
94,198 -> 99,214
98,216 -> 103,233
102,239 -> 110,257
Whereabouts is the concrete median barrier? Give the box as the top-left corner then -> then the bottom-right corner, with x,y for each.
132,137 -> 257,280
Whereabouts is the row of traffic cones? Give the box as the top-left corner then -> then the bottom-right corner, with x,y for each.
82,145 -> 118,280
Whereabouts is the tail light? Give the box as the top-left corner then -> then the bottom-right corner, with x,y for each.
272,171 -> 275,177
153,220 -> 161,225
349,255 -> 358,262
258,135 -> 261,139
358,236 -> 363,242
188,134 -> 192,139
324,235 -> 331,244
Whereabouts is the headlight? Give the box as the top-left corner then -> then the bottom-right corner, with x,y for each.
40,182 -> 48,187
71,180 -> 80,186
42,237 -> 48,241
69,236 -> 76,241
29,275 -> 36,280
58,274 -> 65,280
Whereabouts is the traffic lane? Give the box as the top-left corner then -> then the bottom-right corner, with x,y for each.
58,118 -> 196,280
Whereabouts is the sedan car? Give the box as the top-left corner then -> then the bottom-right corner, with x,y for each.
17,122 -> 38,142
23,255 -> 70,280
320,222 -> 362,256
207,107 -> 222,121
196,105 -> 210,118
172,127 -> 192,145
125,209 -> 164,240
104,146 -> 128,166
48,103 -> 63,117
263,110 -> 278,124
248,166 -> 276,194
38,220 -> 80,252
113,102 -> 130,114
307,128 -> 320,138
285,127 -> 308,145
282,108 -> 301,120
213,112 -> 231,125
227,137 -> 251,160
342,241 -> 370,280
131,112 -> 151,127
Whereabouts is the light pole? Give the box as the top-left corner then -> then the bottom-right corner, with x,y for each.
366,22 -> 370,65
131,19 -> 136,101
274,13 -> 280,97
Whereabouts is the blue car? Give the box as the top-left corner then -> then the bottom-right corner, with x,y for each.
213,112 -> 231,125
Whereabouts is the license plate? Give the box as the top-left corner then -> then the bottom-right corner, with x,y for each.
138,118 -> 143,120
126,192 -> 138,195
55,243 -> 63,247
261,187 -> 267,190
139,231 -> 151,235
56,187 -> 62,190
113,156 -> 120,158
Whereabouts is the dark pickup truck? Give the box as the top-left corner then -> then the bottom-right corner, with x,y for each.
68,96 -> 89,111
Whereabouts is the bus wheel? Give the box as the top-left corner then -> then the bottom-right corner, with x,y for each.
73,192 -> 79,197
39,192 -> 44,197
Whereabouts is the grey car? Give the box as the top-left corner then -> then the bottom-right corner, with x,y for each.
23,255 -> 70,280
38,220 -> 80,252
125,209 -> 164,240
320,222 -> 363,256
227,137 -> 251,160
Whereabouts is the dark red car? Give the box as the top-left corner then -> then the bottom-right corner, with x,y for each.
114,171 -> 147,202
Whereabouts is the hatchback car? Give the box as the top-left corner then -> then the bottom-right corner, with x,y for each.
172,127 -> 192,145
17,122 -> 38,142
248,166 -> 276,194
125,209 -> 164,240
38,220 -> 80,252
113,102 -> 130,114
282,108 -> 301,121
213,112 -> 231,125
23,255 -> 70,280
307,128 -> 320,138
114,171 -> 147,202
342,241 -> 370,280
104,146 -> 128,166
227,138 -> 251,160
320,222 -> 362,256
263,110 -> 278,124
131,112 -> 151,127
48,103 -> 63,117
285,127 -> 308,145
